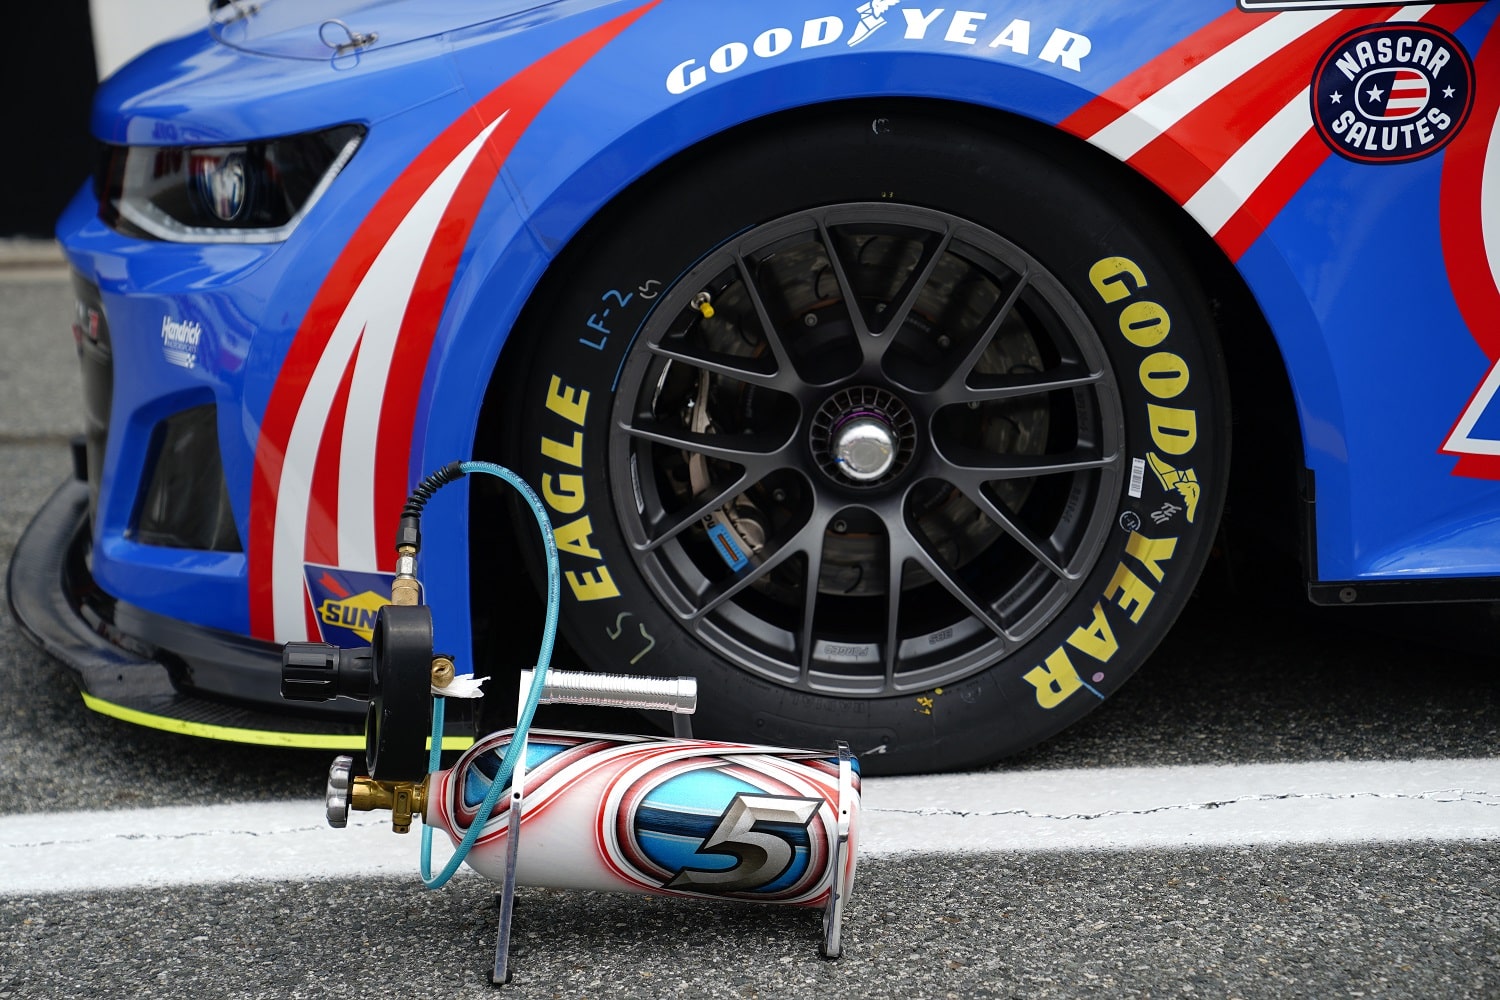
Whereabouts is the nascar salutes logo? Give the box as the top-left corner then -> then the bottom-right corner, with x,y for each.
304,565 -> 394,646
1312,23 -> 1475,163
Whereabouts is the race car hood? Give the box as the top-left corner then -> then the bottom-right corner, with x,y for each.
94,0 -> 604,144
211,0 -> 561,60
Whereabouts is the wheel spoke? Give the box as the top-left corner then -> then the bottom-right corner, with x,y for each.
731,249 -> 805,384
938,444 -> 1118,481
634,469 -> 756,553
888,513 -> 1012,642
648,339 -> 784,391
816,218 -> 956,365
882,547 -> 905,686
931,277 -> 1103,407
937,268 -> 1029,395
874,226 -> 954,339
813,217 -> 874,341
618,416 -> 791,477
690,512 -> 823,621
796,532 -> 827,682
952,363 -> 1105,405
948,478 -> 1074,581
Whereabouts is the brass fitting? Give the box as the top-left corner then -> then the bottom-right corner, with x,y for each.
431,656 -> 455,688
390,544 -> 421,606
350,776 -> 429,834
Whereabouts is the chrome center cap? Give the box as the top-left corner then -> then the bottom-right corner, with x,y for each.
810,386 -> 916,489
833,416 -> 896,482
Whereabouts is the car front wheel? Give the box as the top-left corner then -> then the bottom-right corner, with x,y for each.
500,104 -> 1229,773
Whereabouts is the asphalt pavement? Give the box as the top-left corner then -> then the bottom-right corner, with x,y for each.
0,249 -> 1497,999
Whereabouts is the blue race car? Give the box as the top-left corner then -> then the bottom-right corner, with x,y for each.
10,0 -> 1499,773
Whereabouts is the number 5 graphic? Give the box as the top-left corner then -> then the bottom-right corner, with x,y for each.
665,794 -> 822,893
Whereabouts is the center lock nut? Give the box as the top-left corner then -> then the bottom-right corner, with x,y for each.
810,386 -> 917,488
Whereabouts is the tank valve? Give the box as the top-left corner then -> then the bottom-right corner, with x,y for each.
325,754 -> 429,834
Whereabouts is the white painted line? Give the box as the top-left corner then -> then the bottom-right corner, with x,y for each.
1,758 -> 1496,896
0,804 -> 458,896
861,758 -> 1500,855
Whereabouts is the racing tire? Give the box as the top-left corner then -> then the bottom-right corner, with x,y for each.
499,102 -> 1229,774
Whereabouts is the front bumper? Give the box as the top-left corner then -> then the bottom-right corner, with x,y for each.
9,470 -> 369,748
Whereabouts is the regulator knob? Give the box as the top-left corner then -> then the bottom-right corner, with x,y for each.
281,642 -> 373,701
326,754 -> 354,829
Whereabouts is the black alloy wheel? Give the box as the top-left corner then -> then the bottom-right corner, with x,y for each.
498,103 -> 1229,773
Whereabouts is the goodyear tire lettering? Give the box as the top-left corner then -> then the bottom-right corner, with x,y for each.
1139,352 -> 1190,399
1065,601 -> 1119,662
565,567 -> 620,601
1088,257 -> 1148,304
541,431 -> 584,466
1023,647 -> 1084,709
539,374 -> 619,602
545,375 -> 589,425
1147,404 -> 1198,455
542,473 -> 586,514
1118,301 -> 1171,348
1025,254 -> 1205,709
1124,531 -> 1176,583
1025,531 -> 1178,705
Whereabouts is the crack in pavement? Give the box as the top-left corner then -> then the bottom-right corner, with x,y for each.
4,825 -> 344,851
868,787 -> 1500,822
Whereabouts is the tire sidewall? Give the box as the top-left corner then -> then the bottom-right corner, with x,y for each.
507,104 -> 1228,772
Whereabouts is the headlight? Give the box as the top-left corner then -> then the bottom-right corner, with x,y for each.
97,124 -> 364,243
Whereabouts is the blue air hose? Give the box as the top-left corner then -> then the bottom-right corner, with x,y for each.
410,460 -> 560,889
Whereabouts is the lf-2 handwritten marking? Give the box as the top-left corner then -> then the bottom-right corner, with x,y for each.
579,280 -> 662,350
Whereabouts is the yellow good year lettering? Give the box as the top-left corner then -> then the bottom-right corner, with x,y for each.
1118,300 -> 1170,348
1089,256 -> 1148,304
546,376 -> 590,426
1065,601 -> 1118,662
1102,531 -> 1179,622
538,371 -> 617,603
542,473 -> 585,515
1148,404 -> 1197,455
1138,351 -> 1189,399
1023,647 -> 1082,709
1021,601 -> 1124,708
566,566 -> 621,601
553,515 -> 603,560
1124,531 -> 1176,583
1104,563 -> 1154,623
541,430 -> 585,467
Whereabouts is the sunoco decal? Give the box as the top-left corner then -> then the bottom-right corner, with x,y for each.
304,564 -> 395,646
1311,23 -> 1475,164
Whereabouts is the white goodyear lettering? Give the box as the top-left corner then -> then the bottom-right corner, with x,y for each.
665,9 -> 1091,94
1022,256 -> 1199,709
540,375 -> 620,602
